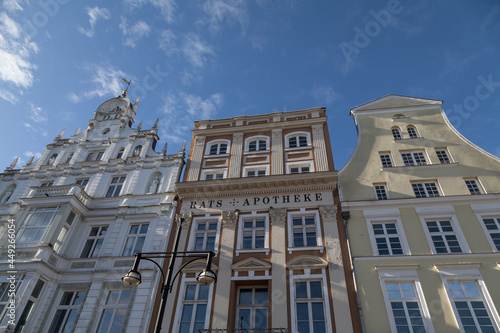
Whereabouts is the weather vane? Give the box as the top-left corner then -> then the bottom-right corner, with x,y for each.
121,77 -> 134,97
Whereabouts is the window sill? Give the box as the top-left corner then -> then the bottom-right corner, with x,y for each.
244,150 -> 270,155
236,248 -> 270,256
284,146 -> 312,151
204,154 -> 230,158
383,162 -> 458,170
287,246 -> 323,254
393,137 -> 424,142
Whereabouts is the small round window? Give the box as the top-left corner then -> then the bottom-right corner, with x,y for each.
102,128 -> 110,135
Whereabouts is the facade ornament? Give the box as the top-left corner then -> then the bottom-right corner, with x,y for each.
162,142 -> 168,155
222,210 -> 239,226
176,213 -> 193,230
148,177 -> 160,194
1,188 -> 13,204
269,207 -> 287,225
195,136 -> 205,146
312,124 -> 324,135
233,132 -> 244,142
319,205 -> 338,221
272,128 -> 282,139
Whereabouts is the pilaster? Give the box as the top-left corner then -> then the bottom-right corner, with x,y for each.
312,124 -> 329,171
228,133 -> 243,178
271,129 -> 283,175
187,136 -> 206,181
269,207 -> 288,328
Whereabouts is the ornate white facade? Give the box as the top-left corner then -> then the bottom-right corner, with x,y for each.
0,96 -> 184,332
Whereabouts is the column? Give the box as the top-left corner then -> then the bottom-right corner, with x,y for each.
228,133 -> 243,178
269,208 -> 288,328
319,205 -> 354,333
186,136 -> 205,181
312,124 -> 329,172
271,129 -> 283,175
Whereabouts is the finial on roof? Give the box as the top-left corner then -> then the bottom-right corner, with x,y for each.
7,157 -> 19,170
162,142 -> 168,155
133,96 -> 140,112
137,120 -> 143,131
121,78 -> 134,98
26,156 -> 34,166
180,140 -> 186,153
153,118 -> 159,131
74,127 -> 80,135
58,129 -> 65,139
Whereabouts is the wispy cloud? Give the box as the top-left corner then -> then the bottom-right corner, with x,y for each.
28,103 -> 48,123
198,0 -> 248,33
82,63 -> 127,99
0,12 -> 38,96
159,29 -> 178,56
2,0 -> 24,12
0,88 -> 18,104
182,33 -> 215,69
160,92 -> 224,143
123,0 -> 176,23
119,17 -> 150,47
311,85 -> 341,105
78,7 -> 111,38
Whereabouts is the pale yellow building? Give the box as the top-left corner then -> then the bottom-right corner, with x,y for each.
339,95 -> 500,332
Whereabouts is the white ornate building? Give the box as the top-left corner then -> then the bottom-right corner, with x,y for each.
0,95 -> 184,332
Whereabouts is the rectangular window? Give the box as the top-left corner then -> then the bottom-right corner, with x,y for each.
292,216 -> 318,247
412,182 -> 440,198
15,279 -> 45,333
379,153 -> 393,168
236,288 -> 268,329
247,170 -> 266,177
290,166 -> 309,174
53,211 -> 76,253
40,182 -> 53,187
178,284 -> 210,333
481,217 -> 500,251
204,172 -> 224,180
0,275 -> 24,323
372,222 -> 403,255
241,218 -> 266,249
386,282 -> 427,333
80,226 -> 108,258
464,178 -> 483,195
193,220 -> 218,251
248,140 -> 267,152
426,220 -> 462,254
374,184 -> 389,200
96,290 -> 131,333
436,149 -> 452,163
76,178 -> 89,190
287,162 -> 314,174
289,136 -> 308,148
48,291 -> 85,333
209,143 -> 227,155
294,280 -> 327,333
447,281 -> 497,332
85,151 -> 104,162
96,151 -> 104,161
122,224 -> 149,256
17,207 -> 60,246
105,176 -> 125,197
401,151 -> 427,166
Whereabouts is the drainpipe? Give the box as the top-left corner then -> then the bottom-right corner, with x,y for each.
342,211 -> 366,333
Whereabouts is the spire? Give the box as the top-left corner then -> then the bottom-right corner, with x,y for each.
180,140 -> 186,153
7,157 -> 19,170
153,118 -> 159,131
58,128 -> 65,139
74,127 -> 80,135
26,156 -> 34,166
133,96 -> 140,112
137,120 -> 143,131
162,142 -> 168,155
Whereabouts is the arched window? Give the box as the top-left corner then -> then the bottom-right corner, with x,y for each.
132,145 -> 142,157
64,153 -> 74,164
47,154 -> 58,165
205,139 -> 231,156
407,125 -> 419,139
285,132 -> 311,149
116,148 -> 125,159
1,184 -> 16,204
245,136 -> 269,152
391,127 -> 402,140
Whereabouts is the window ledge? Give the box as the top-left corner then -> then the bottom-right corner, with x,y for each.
204,154 -> 230,158
393,137 -> 424,142
287,246 -> 324,254
244,150 -> 270,155
284,146 -> 312,151
383,162 -> 459,170
235,249 -> 270,256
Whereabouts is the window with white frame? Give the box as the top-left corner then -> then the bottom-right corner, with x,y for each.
244,165 -> 268,178
116,147 -> 125,159
53,211 -> 76,253
105,176 -> 125,197
411,182 -> 440,198
289,212 -> 322,249
401,151 -> 427,166
201,169 -> 227,180
0,275 -> 24,323
80,226 -> 108,258
286,132 -> 311,149
75,178 -> 89,190
246,136 -> 268,152
238,215 -> 269,251
446,281 -> 499,332
17,207 -> 60,247
96,289 -> 131,333
385,282 -> 428,333
392,127 -> 403,140
464,178 -> 484,195
481,217 -> 500,251
435,148 -> 452,164
425,220 -> 463,254
407,125 -> 419,138
177,283 -> 211,333
190,219 -> 220,252
40,181 -> 53,187
15,279 -> 45,333
287,161 -> 314,174
85,150 -> 104,162
379,153 -> 394,168
374,184 -> 389,200
122,223 -> 149,256
293,280 -> 328,333
206,140 -> 230,156
370,221 -> 404,255
48,290 -> 86,333
236,287 -> 268,330
64,153 -> 74,164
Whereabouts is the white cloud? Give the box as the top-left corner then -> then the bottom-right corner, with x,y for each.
78,7 -> 111,38
83,64 -> 127,99
119,17 -> 150,47
0,88 -> 18,104
182,33 -> 215,69
311,85 -> 341,105
159,29 -> 178,56
0,12 -> 38,89
68,92 -> 80,103
2,0 -> 24,12
123,0 -> 176,23
28,103 -> 47,123
198,0 -> 248,33
160,92 -> 224,143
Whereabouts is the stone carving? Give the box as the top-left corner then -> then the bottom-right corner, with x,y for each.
269,207 -> 286,225
222,210 -> 239,226
176,213 -> 193,229
1,188 -> 13,204
148,177 -> 160,194
319,205 -> 338,221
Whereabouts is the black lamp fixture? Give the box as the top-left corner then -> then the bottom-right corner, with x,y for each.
122,218 -> 217,333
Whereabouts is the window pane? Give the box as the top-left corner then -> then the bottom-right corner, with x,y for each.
295,282 -> 307,299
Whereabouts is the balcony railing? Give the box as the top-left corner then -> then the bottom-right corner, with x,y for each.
199,329 -> 288,333
29,184 -> 91,205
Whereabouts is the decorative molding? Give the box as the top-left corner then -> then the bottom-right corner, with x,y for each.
176,213 -> 193,230
269,207 -> 286,225
222,210 -> 239,226
319,205 -> 338,221
70,261 -> 96,269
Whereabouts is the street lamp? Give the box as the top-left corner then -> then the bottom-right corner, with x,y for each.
122,218 -> 217,333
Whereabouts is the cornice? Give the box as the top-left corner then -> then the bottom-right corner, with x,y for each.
176,171 -> 338,199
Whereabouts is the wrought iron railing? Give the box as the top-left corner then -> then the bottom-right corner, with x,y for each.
199,329 -> 288,333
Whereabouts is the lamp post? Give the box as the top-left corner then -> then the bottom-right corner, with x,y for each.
122,219 -> 217,333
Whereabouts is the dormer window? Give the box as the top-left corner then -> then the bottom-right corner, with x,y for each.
285,132 -> 311,149
391,127 -> 402,140
407,125 -> 419,139
205,139 -> 231,156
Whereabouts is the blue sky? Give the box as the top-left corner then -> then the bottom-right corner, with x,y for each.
1,0 -> 500,170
